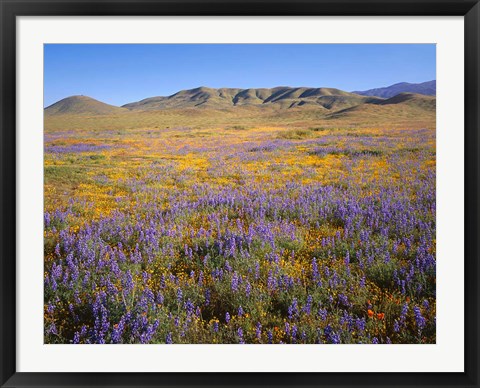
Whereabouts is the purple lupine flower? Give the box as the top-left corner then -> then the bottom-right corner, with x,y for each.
255,322 -> 262,340
47,303 -> 55,314
267,330 -> 273,344
225,312 -> 231,324
47,323 -> 57,336
324,325 -> 340,344
44,212 -> 51,228
413,306 -> 426,331
156,292 -> 164,305
317,308 -> 328,321
73,331 -> 81,344
393,320 -> 400,333
123,270 -> 135,293
303,295 -> 313,315
176,288 -> 183,303
267,271 -> 276,292
245,281 -> 252,298
395,302 -> 409,332
355,318 -> 366,332
288,298 -> 299,320
338,293 -> 349,307
237,327 -> 245,344
291,324 -> 298,343
51,262 -> 63,280
54,243 -> 61,257
231,272 -> 239,292
92,294 -> 109,344
140,320 -> 159,344
359,276 -> 366,288
312,257 -> 319,282
160,274 -> 166,289
112,315 -> 127,343
184,299 -> 195,316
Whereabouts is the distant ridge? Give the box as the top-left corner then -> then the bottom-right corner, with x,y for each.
353,80 -> 436,98
45,95 -> 128,116
122,86 -> 383,111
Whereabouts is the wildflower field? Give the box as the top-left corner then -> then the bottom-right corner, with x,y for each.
44,112 -> 436,344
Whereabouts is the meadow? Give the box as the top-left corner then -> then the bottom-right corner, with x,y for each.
44,109 -> 436,344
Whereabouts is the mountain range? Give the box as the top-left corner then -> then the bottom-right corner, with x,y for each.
45,81 -> 436,117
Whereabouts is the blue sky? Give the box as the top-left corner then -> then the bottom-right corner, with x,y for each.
44,44 -> 435,107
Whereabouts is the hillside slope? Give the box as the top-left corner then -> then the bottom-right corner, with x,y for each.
45,95 -> 128,116
377,92 -> 436,111
122,87 -> 384,111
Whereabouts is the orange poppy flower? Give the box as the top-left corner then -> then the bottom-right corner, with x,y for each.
367,309 -> 374,317
376,313 -> 385,320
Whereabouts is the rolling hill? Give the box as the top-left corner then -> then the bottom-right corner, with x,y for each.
353,80 -> 436,98
44,95 -> 128,116
121,87 -> 384,111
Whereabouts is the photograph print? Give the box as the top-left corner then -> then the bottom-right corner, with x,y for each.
44,44 -> 436,344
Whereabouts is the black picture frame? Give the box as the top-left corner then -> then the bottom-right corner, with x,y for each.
1,1 -> 478,387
